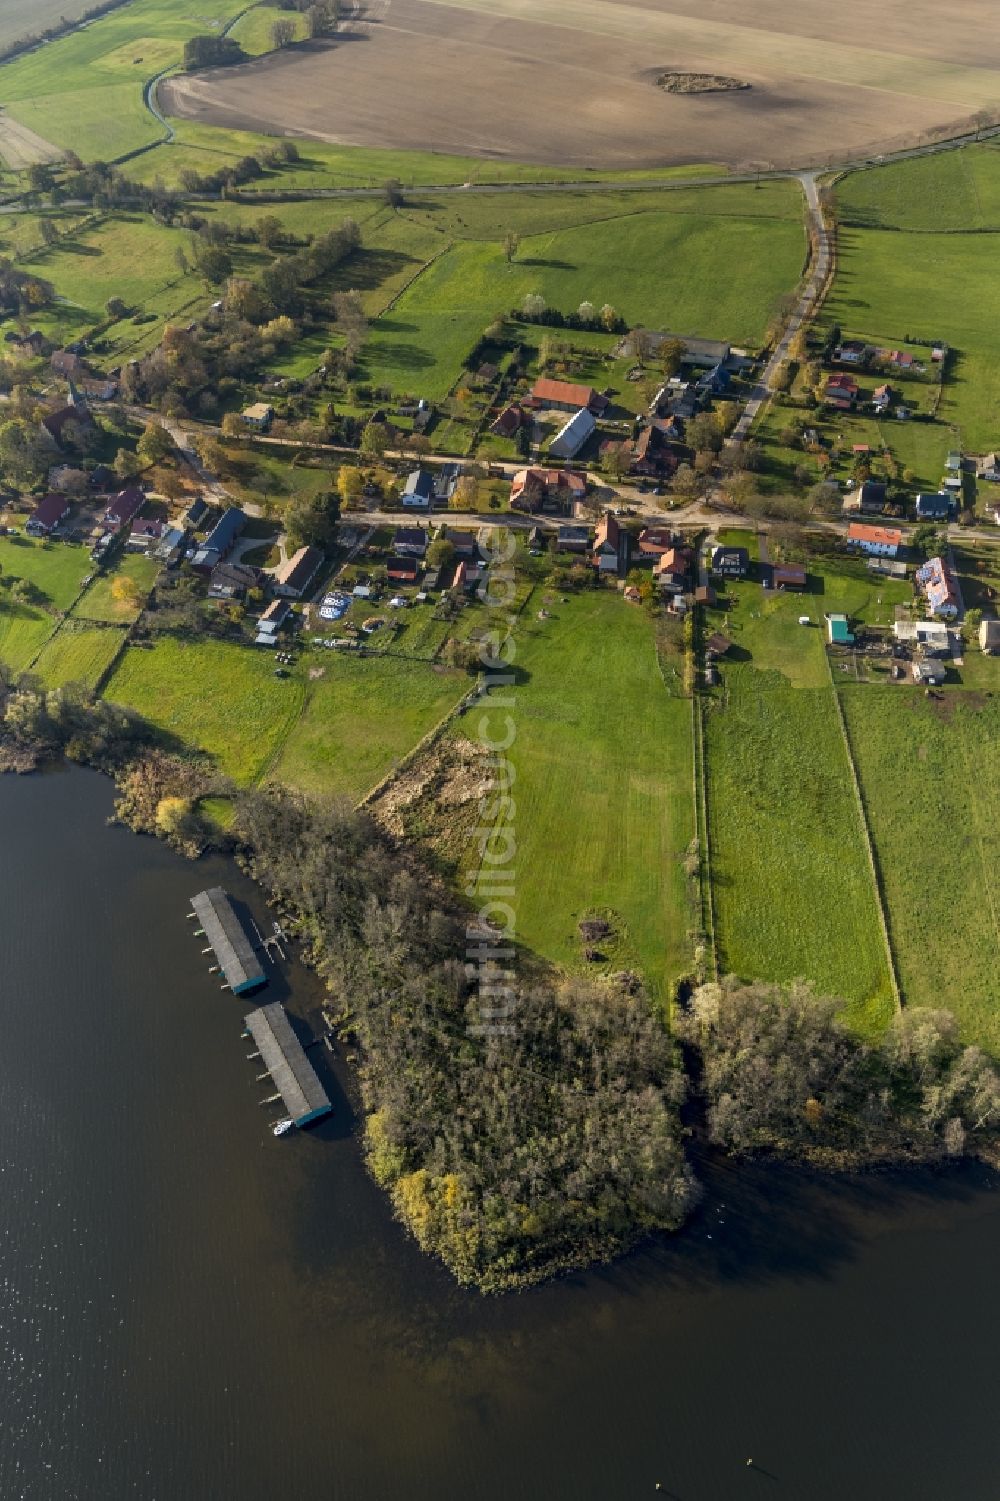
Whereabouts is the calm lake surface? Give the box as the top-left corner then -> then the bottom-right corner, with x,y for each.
1,766 -> 997,1501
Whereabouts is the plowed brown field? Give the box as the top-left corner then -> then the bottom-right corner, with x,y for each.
161,0 -> 1000,170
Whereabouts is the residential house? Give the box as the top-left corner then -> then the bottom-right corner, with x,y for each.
401,470 -> 435,511
912,659 -> 945,685
241,402 -> 274,432
387,555 -> 420,583
272,545 -> 323,599
826,614 -> 855,645
207,561 -> 264,601
892,620 -> 950,655
771,563 -> 807,590
490,403 -> 526,438
88,464 -> 117,493
975,453 -> 1000,483
979,618 -> 1000,654
705,632 -> 733,658
434,463 -> 463,505
548,407 -> 596,460
592,513 -> 630,576
392,526 -> 427,559
637,526 -> 675,559
125,518 -> 164,553
192,506 -> 246,571
945,450 -> 963,473
711,545 -> 749,578
656,547 -> 692,594
556,525 -> 591,553
916,556 -> 960,619
183,496 -> 209,530
79,376 -> 118,402
872,383 -> 895,414
843,479 -> 887,515
846,522 -> 902,557
510,467 -> 586,514
442,529 -> 477,559
41,392 -> 94,449
824,374 -> 859,410
255,598 -> 290,647
103,486 -> 145,531
529,378 -> 608,415
914,492 -> 953,521
834,340 -> 869,365
26,492 -> 70,536
50,349 -> 85,379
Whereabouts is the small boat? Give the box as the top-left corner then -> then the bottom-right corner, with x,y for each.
272,1118 -> 294,1137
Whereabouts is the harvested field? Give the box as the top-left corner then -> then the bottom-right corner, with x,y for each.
161,0 -> 1000,170
0,108 -> 61,168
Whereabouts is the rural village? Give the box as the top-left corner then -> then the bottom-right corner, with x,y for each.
0,0 -> 997,1337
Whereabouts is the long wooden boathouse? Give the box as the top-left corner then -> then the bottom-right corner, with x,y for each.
191,888 -> 266,995
245,1003 -> 332,1127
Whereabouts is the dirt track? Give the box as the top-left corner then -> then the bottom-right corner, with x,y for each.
160,0 -> 1000,170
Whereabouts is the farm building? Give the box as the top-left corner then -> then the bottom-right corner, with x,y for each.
244,1002 -> 331,1128
915,556 -> 960,619
626,330 -> 730,369
26,493 -> 70,536
273,545 -> 323,598
914,492 -> 954,520
771,564 -> 807,590
401,470 -> 435,510
241,402 -> 274,432
191,887 -> 265,995
192,507 -> 247,571
711,545 -> 749,578
979,619 -> 1000,653
530,378 -> 608,415
846,522 -> 902,558
548,407 -> 596,461
827,614 -> 855,645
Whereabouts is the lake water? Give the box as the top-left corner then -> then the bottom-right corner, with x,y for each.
1,766 -> 997,1500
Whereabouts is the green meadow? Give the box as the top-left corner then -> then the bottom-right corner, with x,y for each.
271,655 -> 466,800
32,623 -> 127,688
841,687 -> 1000,1051
479,591 -> 695,999
106,635 -> 307,782
701,564 -> 899,1033
836,143 -> 1000,231
76,553 -> 161,624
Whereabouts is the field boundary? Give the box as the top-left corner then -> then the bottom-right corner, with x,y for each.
827,663 -> 902,1012
357,677 -> 480,808
692,691 -> 718,981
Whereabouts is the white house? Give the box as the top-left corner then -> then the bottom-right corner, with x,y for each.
846,522 -> 903,558
401,470 -> 435,510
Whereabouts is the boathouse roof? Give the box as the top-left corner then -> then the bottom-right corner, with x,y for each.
245,1003 -> 332,1127
191,887 -> 266,995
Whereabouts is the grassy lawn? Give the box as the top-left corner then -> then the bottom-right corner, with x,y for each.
32,624 -> 127,688
827,227 -> 1000,451
840,686 -> 1000,1051
272,655 -> 466,800
472,590 -> 695,998
105,635 -> 307,782
75,553 -> 161,624
0,535 -> 92,610
704,665 -> 894,1034
362,202 -> 804,399
0,602 -> 57,673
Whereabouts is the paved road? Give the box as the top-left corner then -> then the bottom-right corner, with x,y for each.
730,171 -> 832,444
